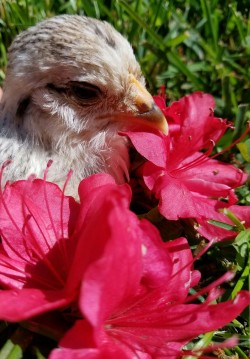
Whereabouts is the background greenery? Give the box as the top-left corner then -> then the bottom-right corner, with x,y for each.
1,0 -> 250,195
0,1 -> 249,358
1,0 -> 250,120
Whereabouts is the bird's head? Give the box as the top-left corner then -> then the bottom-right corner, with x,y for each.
1,15 -> 167,185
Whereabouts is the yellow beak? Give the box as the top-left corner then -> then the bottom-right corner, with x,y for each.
128,75 -> 168,134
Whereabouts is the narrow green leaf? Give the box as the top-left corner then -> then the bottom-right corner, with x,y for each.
234,345 -> 249,359
231,5 -> 247,45
119,0 -> 202,88
0,340 -> 15,358
33,347 -> 46,359
200,0 -> 218,54
207,219 -> 238,231
164,32 -> 190,48
166,52 -> 203,88
223,57 -> 250,78
5,345 -> 22,359
118,0 -> 165,50
233,229 -> 250,271
152,0 -> 163,27
230,229 -> 250,298
182,332 -> 214,359
237,139 -> 250,162
0,327 -> 33,359
230,256 -> 249,299
219,208 -> 246,231
197,36 -> 217,59
233,104 -> 250,142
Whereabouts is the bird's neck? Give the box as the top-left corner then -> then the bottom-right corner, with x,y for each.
0,105 -> 130,195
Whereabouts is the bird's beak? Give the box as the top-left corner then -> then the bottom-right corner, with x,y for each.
128,74 -> 168,134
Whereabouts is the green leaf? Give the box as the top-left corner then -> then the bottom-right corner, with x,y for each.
164,32 -> 190,48
237,139 -> 250,162
219,208 -> 246,231
233,229 -> 250,271
182,331 -> 214,359
207,219 -> 238,231
118,0 -> 203,88
233,104 -> 250,142
229,229 -> 250,298
234,345 -> 249,359
200,0 -> 218,54
118,0 -> 165,50
33,347 -> 46,359
0,340 -> 22,359
0,327 -> 33,359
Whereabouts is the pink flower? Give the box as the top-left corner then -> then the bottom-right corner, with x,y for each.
0,169 -> 131,326
125,92 -> 247,221
50,226 -> 250,358
0,174 -> 79,322
0,165 -> 249,358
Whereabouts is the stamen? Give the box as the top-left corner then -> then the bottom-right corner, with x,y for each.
20,175 -> 53,262
185,271 -> 234,303
44,159 -> 53,176
59,169 -> 74,268
41,161 -> 68,285
42,160 -> 59,244
61,169 -> 73,237
0,162 -> 30,262
3,161 -> 66,286
171,140 -> 215,175
0,162 -> 65,287
169,123 -> 249,176
159,85 -> 166,100
19,194 -> 66,287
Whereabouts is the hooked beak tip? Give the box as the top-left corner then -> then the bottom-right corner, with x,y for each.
129,75 -> 168,134
136,102 -> 168,134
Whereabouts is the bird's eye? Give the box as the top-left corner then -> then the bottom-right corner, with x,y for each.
69,82 -> 101,104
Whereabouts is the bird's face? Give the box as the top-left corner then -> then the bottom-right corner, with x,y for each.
1,15 -> 167,187
2,15 -> 167,140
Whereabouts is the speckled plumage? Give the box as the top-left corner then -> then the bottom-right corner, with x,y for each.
0,15 -> 165,197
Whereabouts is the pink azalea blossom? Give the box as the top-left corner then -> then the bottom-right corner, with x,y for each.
0,165 -> 249,358
124,92 -> 247,221
50,227 -> 250,359
0,169 -> 131,325
0,174 -> 79,322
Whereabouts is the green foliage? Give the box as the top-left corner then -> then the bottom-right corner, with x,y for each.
0,0 -> 250,119
237,138 -> 250,162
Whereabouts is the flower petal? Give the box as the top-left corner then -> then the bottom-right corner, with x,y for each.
78,190 -> 143,328
0,179 -> 79,263
0,288 -> 68,321
66,182 -> 134,296
164,237 -> 200,300
50,320 -> 130,359
140,219 -> 173,288
74,174 -> 131,236
155,175 -> 199,220
123,130 -> 168,168
166,92 -> 228,152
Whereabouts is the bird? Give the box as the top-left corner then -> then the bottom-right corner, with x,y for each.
0,15 -> 167,197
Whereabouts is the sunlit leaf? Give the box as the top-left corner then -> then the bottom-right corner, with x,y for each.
237,139 -> 250,162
